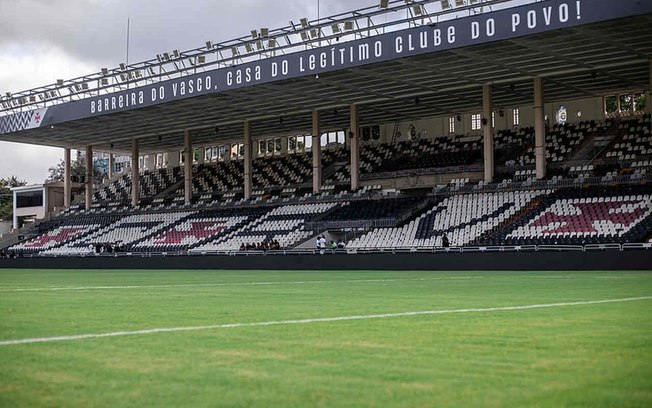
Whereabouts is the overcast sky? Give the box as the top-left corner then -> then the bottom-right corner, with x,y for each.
0,0 -> 366,184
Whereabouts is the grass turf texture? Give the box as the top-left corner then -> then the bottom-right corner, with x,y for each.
0,270 -> 651,407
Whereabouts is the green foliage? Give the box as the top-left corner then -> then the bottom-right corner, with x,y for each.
45,151 -> 103,184
0,176 -> 27,221
0,270 -> 651,407
636,93 -> 646,111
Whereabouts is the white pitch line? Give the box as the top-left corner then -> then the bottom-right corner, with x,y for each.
0,276 -> 482,293
1,296 -> 649,347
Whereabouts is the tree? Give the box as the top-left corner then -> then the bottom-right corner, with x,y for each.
0,176 -> 27,221
45,150 -> 102,184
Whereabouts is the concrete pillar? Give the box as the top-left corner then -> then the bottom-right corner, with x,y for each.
131,139 -> 140,207
350,104 -> 360,191
43,186 -> 49,217
243,121 -> 252,200
108,153 -> 114,179
312,110 -> 322,193
482,84 -> 494,183
184,130 -> 192,204
534,77 -> 546,179
647,60 -> 652,115
85,145 -> 93,210
12,193 -> 18,230
63,148 -> 71,209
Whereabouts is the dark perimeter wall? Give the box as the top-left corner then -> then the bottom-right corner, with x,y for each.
1,251 -> 650,271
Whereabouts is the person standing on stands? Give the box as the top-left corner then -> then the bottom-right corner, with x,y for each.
442,233 -> 450,248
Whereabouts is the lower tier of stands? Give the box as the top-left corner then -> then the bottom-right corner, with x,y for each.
6,183 -> 652,255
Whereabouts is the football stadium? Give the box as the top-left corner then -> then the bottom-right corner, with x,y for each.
1,0 -> 651,406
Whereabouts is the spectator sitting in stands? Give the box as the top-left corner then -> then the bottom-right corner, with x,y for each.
330,240 -> 337,250
442,233 -> 450,248
240,243 -> 245,251
337,240 -> 346,249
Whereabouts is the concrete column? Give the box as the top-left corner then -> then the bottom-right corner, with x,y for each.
43,186 -> 49,217
533,77 -> 546,179
108,153 -> 114,179
350,104 -> 360,191
243,121 -> 252,200
85,145 -> 93,210
482,84 -> 494,183
63,148 -> 71,209
184,130 -> 192,204
12,191 -> 18,230
13,199 -> 18,230
312,110 -> 322,193
168,150 -> 180,169
131,139 -> 140,207
647,60 -> 652,115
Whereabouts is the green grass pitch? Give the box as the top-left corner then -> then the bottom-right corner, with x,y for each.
0,269 -> 651,407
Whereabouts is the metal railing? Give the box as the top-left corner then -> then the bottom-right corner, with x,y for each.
430,173 -> 652,196
8,242 -> 651,259
0,0 -> 529,116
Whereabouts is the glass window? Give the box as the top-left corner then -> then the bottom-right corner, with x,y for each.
471,113 -> 482,131
619,95 -> 633,112
512,108 -> 520,126
556,105 -> 568,125
634,92 -> 646,111
275,138 -> 282,152
604,95 -> 618,114
449,117 -> 455,133
16,191 -> 43,208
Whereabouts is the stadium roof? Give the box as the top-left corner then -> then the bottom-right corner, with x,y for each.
0,0 -> 651,154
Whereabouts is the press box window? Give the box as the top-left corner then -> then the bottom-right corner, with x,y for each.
16,191 -> 43,208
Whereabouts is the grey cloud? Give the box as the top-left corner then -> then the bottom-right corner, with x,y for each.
1,0 -> 368,71
0,0 -> 366,182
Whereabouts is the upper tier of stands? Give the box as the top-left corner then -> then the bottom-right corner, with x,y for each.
87,116 -> 651,209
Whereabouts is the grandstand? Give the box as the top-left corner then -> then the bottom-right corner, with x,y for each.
2,2 -> 652,407
0,0 -> 651,268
